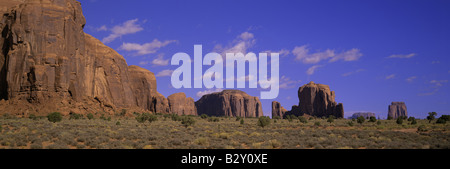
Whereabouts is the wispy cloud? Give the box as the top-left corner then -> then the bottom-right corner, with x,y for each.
96,25 -> 108,31
292,45 -> 362,64
119,39 -> 177,56
342,69 -> 365,77
385,74 -> 396,80
196,88 -> 224,98
388,53 -> 416,59
102,19 -> 144,43
406,76 -> 417,83
152,54 -> 170,66
306,65 -> 323,75
261,49 -> 290,57
214,32 -> 256,55
279,76 -> 301,89
155,69 -> 174,77
419,80 -> 448,96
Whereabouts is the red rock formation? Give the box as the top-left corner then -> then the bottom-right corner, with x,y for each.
195,90 -> 263,117
0,0 -> 171,115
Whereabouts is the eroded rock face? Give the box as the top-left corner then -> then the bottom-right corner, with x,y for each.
168,93 -> 197,116
272,101 -> 287,119
127,65 -> 170,114
195,90 -> 263,117
1,0 -> 88,102
0,0 -> 168,115
388,102 -> 407,119
350,112 -> 376,119
298,81 -> 344,118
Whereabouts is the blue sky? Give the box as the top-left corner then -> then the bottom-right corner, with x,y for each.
80,0 -> 450,118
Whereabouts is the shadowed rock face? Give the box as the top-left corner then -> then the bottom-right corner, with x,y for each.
388,102 -> 407,119
272,101 -> 287,119
168,93 -> 197,116
350,112 -> 376,119
0,0 -> 170,115
195,90 -> 263,118
297,81 -> 344,118
127,65 -> 170,114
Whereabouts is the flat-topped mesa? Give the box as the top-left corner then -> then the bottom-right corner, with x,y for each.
298,81 -> 344,118
195,90 -> 263,118
168,93 -> 197,116
0,0 -> 170,115
388,102 -> 407,119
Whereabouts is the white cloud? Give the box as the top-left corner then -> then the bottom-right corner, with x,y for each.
306,65 -> 323,75
155,69 -> 174,77
262,49 -> 290,57
419,80 -> 448,96
279,76 -> 301,89
385,74 -> 396,80
406,76 -> 417,83
196,88 -> 224,98
329,48 -> 363,62
102,19 -> 144,43
119,39 -> 177,56
214,32 -> 256,55
96,25 -> 108,31
430,80 -> 448,87
152,54 -> 169,66
342,69 -> 365,77
292,45 -> 362,64
388,53 -> 416,59
138,61 -> 149,66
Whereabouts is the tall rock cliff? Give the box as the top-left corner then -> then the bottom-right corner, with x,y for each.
195,90 -> 263,118
0,0 -> 170,115
297,81 -> 344,118
388,102 -> 407,119
272,101 -> 287,119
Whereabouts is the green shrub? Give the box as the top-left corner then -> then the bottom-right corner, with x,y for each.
369,116 -> 377,122
69,113 -> 83,120
136,113 -> 157,123
387,116 -> 393,120
240,118 -> 244,125
377,121 -> 382,125
417,125 -> 428,132
200,114 -> 209,119
171,114 -> 182,121
208,116 -> 220,122
116,121 -> 121,125
314,121 -> 321,126
436,115 -> 449,124
47,112 -> 63,123
272,116 -> 281,120
347,121 -> 354,127
357,116 -> 365,124
29,114 -> 38,120
236,116 -> 241,121
436,117 -> 447,124
257,116 -> 271,128
407,116 -> 415,121
427,112 -> 437,123
396,118 -> 403,125
298,116 -> 308,124
87,113 -> 94,120
120,109 -> 127,116
327,115 -> 335,123
181,116 -> 196,128
411,118 -> 417,125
